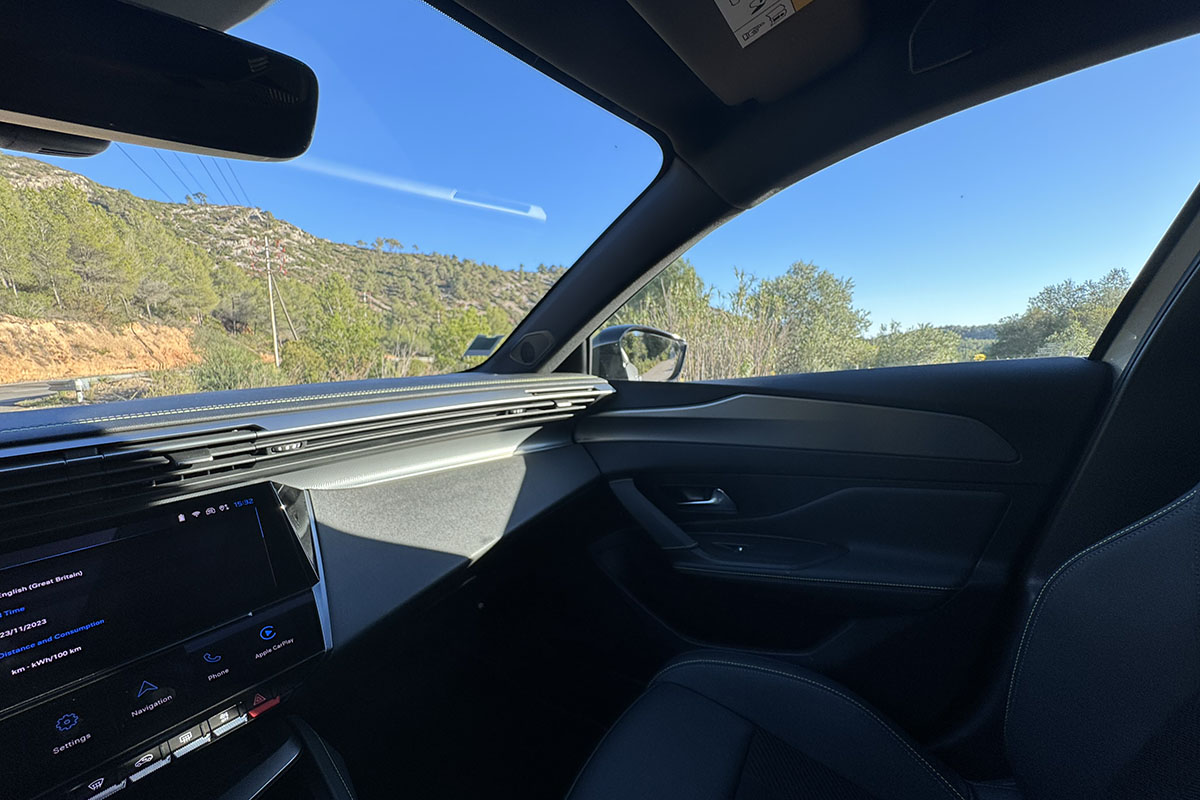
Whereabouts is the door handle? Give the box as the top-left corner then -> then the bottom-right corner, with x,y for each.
677,488 -> 736,513
608,479 -> 698,551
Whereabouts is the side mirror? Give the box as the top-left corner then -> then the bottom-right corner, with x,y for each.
592,325 -> 687,382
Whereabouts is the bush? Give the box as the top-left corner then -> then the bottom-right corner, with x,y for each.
280,339 -> 331,385
191,327 -> 279,392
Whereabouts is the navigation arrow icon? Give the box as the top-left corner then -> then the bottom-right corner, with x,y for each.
137,680 -> 159,698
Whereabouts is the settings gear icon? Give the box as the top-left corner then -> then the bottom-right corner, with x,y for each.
55,713 -> 79,732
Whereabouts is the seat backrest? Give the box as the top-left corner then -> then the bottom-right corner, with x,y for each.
1005,486 -> 1200,799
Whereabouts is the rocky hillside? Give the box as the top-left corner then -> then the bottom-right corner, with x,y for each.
0,154 -> 563,325
0,154 -> 567,385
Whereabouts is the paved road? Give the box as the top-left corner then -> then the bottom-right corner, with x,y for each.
0,374 -> 142,411
641,359 -> 681,382
0,379 -> 82,410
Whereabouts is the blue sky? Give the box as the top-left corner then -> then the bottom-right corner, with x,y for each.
32,2 -> 1200,328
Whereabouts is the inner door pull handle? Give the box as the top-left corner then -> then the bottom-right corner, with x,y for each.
678,488 -> 736,513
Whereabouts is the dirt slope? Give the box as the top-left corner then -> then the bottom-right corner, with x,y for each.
0,316 -> 197,383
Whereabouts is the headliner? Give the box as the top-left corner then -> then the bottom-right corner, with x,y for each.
426,0 -> 1200,208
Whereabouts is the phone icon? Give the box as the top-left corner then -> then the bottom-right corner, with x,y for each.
202,652 -> 222,664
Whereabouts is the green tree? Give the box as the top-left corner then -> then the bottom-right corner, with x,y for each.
427,305 -> 511,371
294,274 -> 384,380
872,322 -> 963,368
761,261 -> 873,373
44,185 -> 136,318
191,327 -> 278,391
0,178 -> 33,301
991,268 -> 1129,358
21,187 -> 76,311
280,339 -> 331,384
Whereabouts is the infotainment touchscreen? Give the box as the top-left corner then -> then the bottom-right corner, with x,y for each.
0,484 -> 317,713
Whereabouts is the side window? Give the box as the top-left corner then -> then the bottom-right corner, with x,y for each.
593,34 -> 1200,382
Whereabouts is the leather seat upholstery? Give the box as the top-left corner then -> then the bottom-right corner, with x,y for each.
568,486 -> 1200,799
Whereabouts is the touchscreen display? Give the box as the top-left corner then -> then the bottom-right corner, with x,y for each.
0,485 -> 314,713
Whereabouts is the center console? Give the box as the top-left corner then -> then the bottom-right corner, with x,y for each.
0,483 -> 330,800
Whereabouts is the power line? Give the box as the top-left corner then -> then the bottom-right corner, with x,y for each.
195,155 -> 230,204
153,150 -> 191,198
116,144 -> 171,202
209,157 -> 239,206
215,159 -> 248,207
225,160 -> 253,208
172,152 -> 205,199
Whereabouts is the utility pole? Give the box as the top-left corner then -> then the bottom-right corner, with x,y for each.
274,240 -> 299,340
265,235 -> 281,368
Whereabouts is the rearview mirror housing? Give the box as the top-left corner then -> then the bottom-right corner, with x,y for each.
592,325 -> 687,382
0,0 -> 318,161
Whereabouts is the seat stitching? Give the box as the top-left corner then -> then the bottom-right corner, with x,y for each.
315,729 -> 356,799
1003,490 -> 1196,743
563,689 -> 660,798
730,719 -> 757,800
1192,498 -> 1200,704
674,566 -> 954,592
668,682 -> 883,799
655,659 -> 967,800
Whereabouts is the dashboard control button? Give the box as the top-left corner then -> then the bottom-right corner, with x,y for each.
67,772 -> 126,800
55,712 -> 81,732
166,723 -> 209,756
121,743 -> 167,773
172,732 -> 212,758
247,695 -> 280,718
207,704 -> 243,732
123,670 -> 178,727
31,696 -> 115,766
211,713 -> 248,737
127,754 -> 172,783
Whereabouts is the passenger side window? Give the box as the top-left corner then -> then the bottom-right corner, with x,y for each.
593,34 -> 1200,381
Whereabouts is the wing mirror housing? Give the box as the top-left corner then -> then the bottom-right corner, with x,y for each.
592,325 -> 687,382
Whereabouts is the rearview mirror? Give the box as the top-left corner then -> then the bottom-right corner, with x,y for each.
592,325 -> 687,382
0,0 -> 318,160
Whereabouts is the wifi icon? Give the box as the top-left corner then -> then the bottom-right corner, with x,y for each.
191,511 -> 201,518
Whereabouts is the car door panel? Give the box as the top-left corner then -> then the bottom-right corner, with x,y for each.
578,393 -> 1018,460
575,357 -> 1110,730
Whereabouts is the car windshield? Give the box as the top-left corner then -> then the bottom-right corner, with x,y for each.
0,0 -> 661,410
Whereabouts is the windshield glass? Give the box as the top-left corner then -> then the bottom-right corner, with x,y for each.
0,0 -> 661,410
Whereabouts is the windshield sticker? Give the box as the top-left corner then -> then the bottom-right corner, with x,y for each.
713,0 -> 813,48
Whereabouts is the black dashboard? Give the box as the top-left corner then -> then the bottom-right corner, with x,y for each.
0,374 -> 612,800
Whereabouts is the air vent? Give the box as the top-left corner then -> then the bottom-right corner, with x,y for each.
0,382 -> 609,527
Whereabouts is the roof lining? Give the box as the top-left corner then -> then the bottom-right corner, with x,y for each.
432,0 -> 1200,209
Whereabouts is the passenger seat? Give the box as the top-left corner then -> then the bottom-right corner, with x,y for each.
567,486 -> 1200,799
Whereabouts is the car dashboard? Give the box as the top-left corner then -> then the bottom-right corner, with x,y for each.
0,374 -> 613,800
